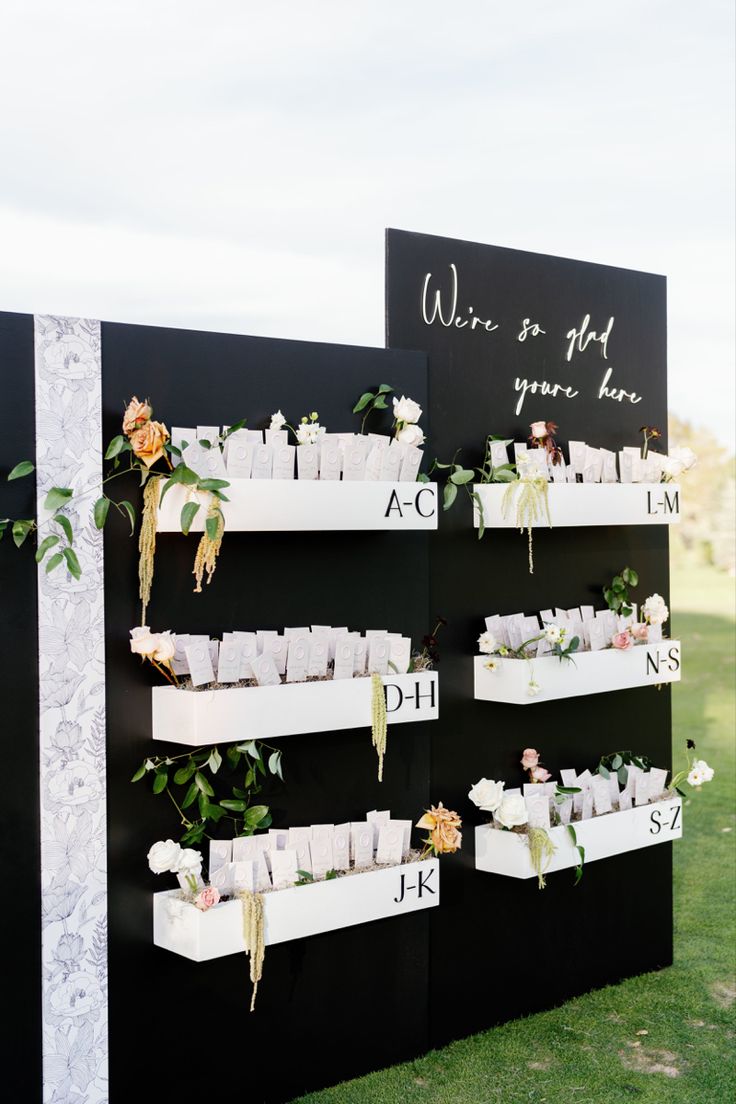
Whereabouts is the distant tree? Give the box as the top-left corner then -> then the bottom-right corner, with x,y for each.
668,414 -> 735,573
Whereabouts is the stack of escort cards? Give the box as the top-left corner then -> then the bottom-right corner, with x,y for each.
483,604 -> 663,655
169,425 -> 424,483
207,809 -> 414,895
493,764 -> 670,831
172,626 -> 413,687
490,439 -> 671,484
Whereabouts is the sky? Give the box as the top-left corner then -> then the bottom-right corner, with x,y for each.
0,1 -> 733,446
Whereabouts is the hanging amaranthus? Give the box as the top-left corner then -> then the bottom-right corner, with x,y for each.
240,889 -> 265,1012
139,475 -> 162,623
192,495 -> 224,593
527,826 -> 556,890
502,474 -> 551,574
371,671 -> 388,782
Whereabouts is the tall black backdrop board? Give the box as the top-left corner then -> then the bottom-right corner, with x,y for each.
101,327 -> 432,1104
386,229 -> 673,1042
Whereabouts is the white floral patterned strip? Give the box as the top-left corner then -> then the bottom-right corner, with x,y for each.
35,315 -> 109,1104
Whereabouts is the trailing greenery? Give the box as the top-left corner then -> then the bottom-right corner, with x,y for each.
603,565 -> 639,617
429,435 -> 517,539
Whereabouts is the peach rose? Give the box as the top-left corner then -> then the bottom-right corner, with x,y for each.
194,886 -> 220,912
416,803 -> 462,855
630,623 -> 649,642
130,420 -> 169,467
612,631 -> 633,651
531,765 -> 551,783
520,748 -> 540,770
123,396 -> 152,435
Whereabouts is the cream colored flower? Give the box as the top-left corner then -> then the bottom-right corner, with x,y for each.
153,631 -> 176,664
393,395 -> 422,424
130,626 -> 159,657
416,803 -> 462,854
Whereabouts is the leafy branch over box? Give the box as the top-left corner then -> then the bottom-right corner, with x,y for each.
603,566 -> 639,617
429,435 -> 517,538
132,739 -> 284,845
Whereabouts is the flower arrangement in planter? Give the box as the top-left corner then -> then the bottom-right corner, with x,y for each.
150,801 -> 460,1008
134,621 -> 441,779
470,743 -> 713,889
474,570 -> 679,702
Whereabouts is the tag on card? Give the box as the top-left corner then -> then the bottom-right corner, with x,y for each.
217,641 -> 242,683
268,828 -> 289,851
351,821 -> 374,866
297,443 -> 319,479
272,444 -> 296,480
376,823 -> 404,865
249,653 -> 281,686
185,641 -> 216,686
352,637 -> 368,674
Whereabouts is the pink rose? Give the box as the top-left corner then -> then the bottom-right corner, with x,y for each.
520,748 -> 540,770
529,421 -> 547,439
612,631 -> 633,651
194,886 -> 220,912
531,765 -> 551,783
630,623 -> 648,642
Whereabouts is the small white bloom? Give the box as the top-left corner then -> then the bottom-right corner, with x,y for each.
642,594 -> 669,626
691,759 -> 714,782
397,423 -> 426,448
687,768 -> 704,787
176,848 -> 203,875
478,631 -> 499,655
270,410 -> 286,430
392,395 -> 423,425
147,839 -> 182,875
484,659 -> 499,673
528,680 -> 541,697
144,759 -> 155,772
296,422 -> 326,446
468,778 -> 505,813
494,794 -> 529,829
544,624 -> 563,644
662,445 -> 697,479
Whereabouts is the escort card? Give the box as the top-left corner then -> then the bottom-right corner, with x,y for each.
648,623 -> 663,643
582,446 -> 603,483
226,438 -> 254,478
209,839 -> 231,874
352,637 -> 368,674
399,445 -> 423,482
634,771 -> 651,806
367,433 -> 390,452
287,827 -> 313,874
233,631 -> 258,678
551,455 -> 567,483
526,449 -> 549,479
376,822 -> 404,865
232,860 -> 255,893
560,769 -> 578,788
268,828 -> 289,851
251,444 -> 273,479
618,789 -> 633,811
197,426 -> 219,446
332,823 -> 351,870
342,443 -> 367,481
217,641 -> 242,683
265,429 -> 288,448
568,441 -> 586,476
256,629 -> 278,651
333,637 -> 356,680
618,450 -> 634,482
489,440 -> 509,468
581,790 -> 594,819
525,791 -> 550,830
351,821 -> 374,866
600,448 -> 618,482
210,864 -> 233,897
307,637 -> 329,677
232,838 -> 271,890
185,641 -> 216,686
366,809 -> 390,847
286,637 -> 310,682
272,444 -> 296,480
580,605 -> 595,622
297,443 -> 319,479
171,427 -> 196,463
395,819 -> 413,857
171,633 -> 191,676
368,636 -> 390,675
270,849 -> 299,889
513,442 -> 528,463
263,635 -> 288,675
647,767 -> 668,798
379,442 -> 403,481
364,445 -> 383,481
388,636 -> 411,674
591,774 -> 613,815
319,441 -> 341,480
310,828 -> 335,877
558,799 -> 573,824
249,653 -> 281,687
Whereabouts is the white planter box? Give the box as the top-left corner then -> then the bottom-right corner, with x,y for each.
475,798 -> 682,879
472,483 -> 681,528
473,641 -> 681,705
152,671 -> 439,745
157,480 -> 438,532
153,858 -> 439,961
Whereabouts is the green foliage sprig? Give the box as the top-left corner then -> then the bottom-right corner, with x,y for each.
595,749 -> 653,787
2,462 -> 82,577
430,435 -> 517,539
132,739 -> 284,845
353,383 -> 394,433
603,566 -> 639,617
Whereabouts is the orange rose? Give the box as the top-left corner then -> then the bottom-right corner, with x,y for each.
123,396 -> 152,435
130,420 -> 169,467
416,803 -> 462,855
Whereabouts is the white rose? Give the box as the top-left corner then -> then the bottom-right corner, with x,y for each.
692,759 -> 714,782
147,839 -> 182,875
494,794 -> 528,829
153,631 -> 176,663
296,422 -> 326,445
468,778 -> 505,812
529,421 -> 547,438
666,446 -> 697,477
478,631 -> 499,655
270,410 -> 286,430
642,594 -> 669,626
130,627 -> 159,658
397,423 -> 426,448
544,624 -> 562,644
393,395 -> 423,425
176,848 -> 203,875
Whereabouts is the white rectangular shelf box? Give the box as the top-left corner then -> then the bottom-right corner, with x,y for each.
472,483 -> 681,528
153,858 -> 439,961
152,671 -> 439,745
473,641 -> 681,705
157,480 -> 438,532
475,799 -> 682,879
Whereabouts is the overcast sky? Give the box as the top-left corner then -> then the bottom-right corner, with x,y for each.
1,1 -> 733,446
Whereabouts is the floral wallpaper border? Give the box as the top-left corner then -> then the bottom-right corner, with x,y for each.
35,315 -> 109,1103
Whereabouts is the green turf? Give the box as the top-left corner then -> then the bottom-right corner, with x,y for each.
291,564 -> 736,1103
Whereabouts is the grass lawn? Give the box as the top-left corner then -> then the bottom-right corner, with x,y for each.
293,563 -> 736,1104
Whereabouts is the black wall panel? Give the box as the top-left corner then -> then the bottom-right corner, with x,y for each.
385,229 -> 672,1046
